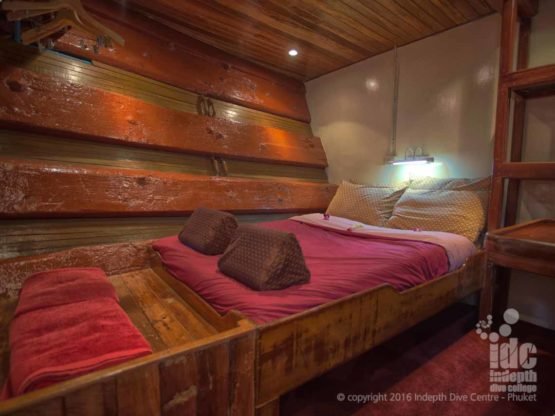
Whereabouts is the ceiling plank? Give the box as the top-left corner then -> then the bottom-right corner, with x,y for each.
108,0 -> 497,81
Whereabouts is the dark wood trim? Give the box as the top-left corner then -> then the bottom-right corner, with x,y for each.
504,18 -> 531,227
503,64 -> 555,96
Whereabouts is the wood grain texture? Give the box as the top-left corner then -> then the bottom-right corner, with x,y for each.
0,240 -> 154,297
0,130 -> 328,183
255,252 -> 485,406
0,268 -> 256,416
0,65 -> 326,168
0,214 -> 295,260
503,63 -> 555,97
106,0 -> 494,80
0,41 -> 311,135
496,162 -> 555,179
0,158 -> 336,218
51,0 -> 310,122
486,219 -> 555,278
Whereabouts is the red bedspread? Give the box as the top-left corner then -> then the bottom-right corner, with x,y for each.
153,220 -> 449,324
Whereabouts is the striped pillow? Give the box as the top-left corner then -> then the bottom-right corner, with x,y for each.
326,181 -> 407,227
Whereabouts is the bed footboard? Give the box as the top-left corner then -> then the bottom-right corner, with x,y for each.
0,321 -> 255,416
255,251 -> 486,409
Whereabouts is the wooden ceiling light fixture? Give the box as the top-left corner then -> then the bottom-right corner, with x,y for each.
1,0 -> 124,49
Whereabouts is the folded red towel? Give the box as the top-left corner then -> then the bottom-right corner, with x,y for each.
14,268 -> 117,318
5,297 -> 152,397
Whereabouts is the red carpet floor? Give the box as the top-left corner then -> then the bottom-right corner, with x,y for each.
282,304 -> 555,416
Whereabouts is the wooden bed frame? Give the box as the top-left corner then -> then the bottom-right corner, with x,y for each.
0,241 -> 485,415
0,317 -> 255,416
0,242 -> 257,416
151,250 -> 486,415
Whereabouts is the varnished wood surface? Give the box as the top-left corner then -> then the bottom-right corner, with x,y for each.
52,0 -> 310,122
0,240 -> 155,298
0,298 -> 17,390
0,317 -> 256,416
110,269 -> 218,351
0,265 -> 256,415
486,219 -> 555,278
0,214 -> 294,260
110,0 -> 495,80
255,252 -> 486,407
0,158 -> 336,218
0,130 -> 327,183
0,64 -> 326,168
0,41 -> 311,135
504,63 -> 555,97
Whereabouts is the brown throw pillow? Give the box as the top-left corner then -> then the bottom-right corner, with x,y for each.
178,208 -> 238,255
218,225 -> 310,291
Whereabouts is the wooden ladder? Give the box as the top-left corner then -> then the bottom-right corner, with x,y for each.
490,0 -> 554,232
483,0 -> 555,318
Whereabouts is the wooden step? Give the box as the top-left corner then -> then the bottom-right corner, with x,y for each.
502,63 -> 555,97
496,162 -> 555,179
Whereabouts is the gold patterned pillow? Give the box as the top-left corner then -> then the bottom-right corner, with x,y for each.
326,181 -> 407,226
409,176 -> 491,192
386,189 -> 488,242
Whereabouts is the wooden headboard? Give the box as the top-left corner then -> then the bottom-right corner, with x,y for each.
0,0 -> 336,261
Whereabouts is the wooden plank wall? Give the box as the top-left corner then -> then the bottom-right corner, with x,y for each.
0,1 -> 335,260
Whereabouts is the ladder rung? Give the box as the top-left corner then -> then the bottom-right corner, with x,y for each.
497,162 -> 555,179
502,64 -> 555,97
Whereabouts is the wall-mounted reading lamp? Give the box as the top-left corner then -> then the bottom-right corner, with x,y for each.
388,147 -> 434,165
384,45 -> 434,166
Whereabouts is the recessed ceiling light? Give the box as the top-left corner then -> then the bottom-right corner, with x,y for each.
288,49 -> 298,57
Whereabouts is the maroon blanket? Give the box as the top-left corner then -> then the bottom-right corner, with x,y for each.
153,220 -> 449,324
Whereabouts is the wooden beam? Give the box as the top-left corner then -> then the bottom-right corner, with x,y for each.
503,63 -> 555,97
504,18 -> 531,227
0,40 -> 311,135
0,158 -> 337,218
0,214 -> 295,260
486,0 -> 538,17
496,162 -> 555,179
53,0 -> 311,123
0,65 -> 326,168
0,240 -> 154,297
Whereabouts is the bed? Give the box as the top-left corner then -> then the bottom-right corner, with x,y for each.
151,213 -> 486,415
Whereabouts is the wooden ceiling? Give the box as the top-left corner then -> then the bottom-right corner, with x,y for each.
115,0 -> 495,81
